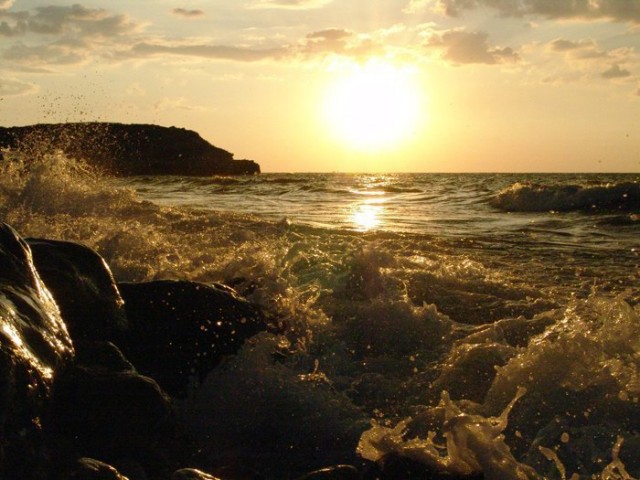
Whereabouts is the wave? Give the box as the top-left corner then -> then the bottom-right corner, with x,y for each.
491,181 -> 640,212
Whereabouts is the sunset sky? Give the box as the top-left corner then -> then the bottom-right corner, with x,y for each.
1,0 -> 639,172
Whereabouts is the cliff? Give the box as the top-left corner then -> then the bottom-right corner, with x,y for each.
0,122 -> 260,175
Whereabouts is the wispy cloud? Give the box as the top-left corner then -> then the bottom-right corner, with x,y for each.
154,96 -> 208,111
128,42 -> 287,62
0,77 -> 38,96
0,4 -> 140,38
435,0 -> 640,23
425,29 -> 519,65
0,5 -> 143,71
172,8 -> 205,18
248,0 -> 333,10
602,63 -> 631,79
298,28 -> 383,58
3,40 -> 91,67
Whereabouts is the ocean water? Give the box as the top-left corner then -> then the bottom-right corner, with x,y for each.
1,151 -> 639,479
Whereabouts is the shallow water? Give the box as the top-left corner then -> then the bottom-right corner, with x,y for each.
2,152 -> 639,478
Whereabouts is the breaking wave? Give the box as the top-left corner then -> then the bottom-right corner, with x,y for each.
491,181 -> 640,212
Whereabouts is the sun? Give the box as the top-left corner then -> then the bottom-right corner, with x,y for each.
322,59 -> 424,151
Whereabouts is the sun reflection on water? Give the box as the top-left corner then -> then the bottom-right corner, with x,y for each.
351,203 -> 384,231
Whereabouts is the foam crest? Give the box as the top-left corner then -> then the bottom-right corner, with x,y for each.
357,386 -> 540,479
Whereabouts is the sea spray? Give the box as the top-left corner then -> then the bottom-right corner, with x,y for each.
357,386 -> 540,479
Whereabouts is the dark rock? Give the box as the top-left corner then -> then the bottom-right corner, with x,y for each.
27,238 -> 128,342
73,341 -> 136,374
171,468 -> 221,480
116,280 -> 271,397
46,365 -> 175,479
61,457 -> 129,480
373,453 -> 484,480
0,223 -> 74,479
295,464 -> 360,480
0,123 -> 260,176
207,464 -> 265,480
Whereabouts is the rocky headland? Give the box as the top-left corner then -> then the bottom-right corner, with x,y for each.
0,123 -> 260,176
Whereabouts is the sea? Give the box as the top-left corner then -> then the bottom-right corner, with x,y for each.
1,151 -> 639,479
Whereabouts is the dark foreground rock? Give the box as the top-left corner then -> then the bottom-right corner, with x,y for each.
61,457 -> 130,480
46,341 -> 177,480
295,465 -> 360,480
0,223 -> 74,479
0,122 -> 260,176
172,468 -> 222,480
27,238 -> 128,342
117,280 -> 272,397
370,454 -> 484,480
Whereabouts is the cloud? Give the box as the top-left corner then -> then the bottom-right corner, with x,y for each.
550,39 -> 593,52
0,4 -> 140,38
249,0 -> 333,9
172,8 -> 205,18
547,37 -> 633,65
128,42 -> 286,62
403,0 -> 431,14
298,28 -> 384,59
3,40 -> 90,66
435,0 -> 640,23
602,63 -> 631,79
0,5 -> 143,71
425,29 -> 519,64
154,96 -> 208,111
0,0 -> 13,10
0,77 -> 38,96
548,38 -> 609,59
538,37 -> 636,85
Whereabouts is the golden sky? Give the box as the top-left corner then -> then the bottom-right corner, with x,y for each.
1,0 -> 639,172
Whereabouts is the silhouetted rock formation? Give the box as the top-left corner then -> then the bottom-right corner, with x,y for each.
0,123 -> 260,176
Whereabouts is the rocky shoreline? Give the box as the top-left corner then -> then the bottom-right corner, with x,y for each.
0,123 -> 260,176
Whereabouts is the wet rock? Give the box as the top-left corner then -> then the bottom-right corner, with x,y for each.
171,468 -> 222,480
46,364 -> 176,479
374,453 -> 484,480
117,280 -> 270,397
73,341 -> 136,374
27,238 -> 128,342
295,464 -> 360,479
207,464 -> 264,480
0,223 -> 74,479
62,457 -> 129,480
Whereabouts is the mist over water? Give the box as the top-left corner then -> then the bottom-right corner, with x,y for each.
2,152 -> 639,478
